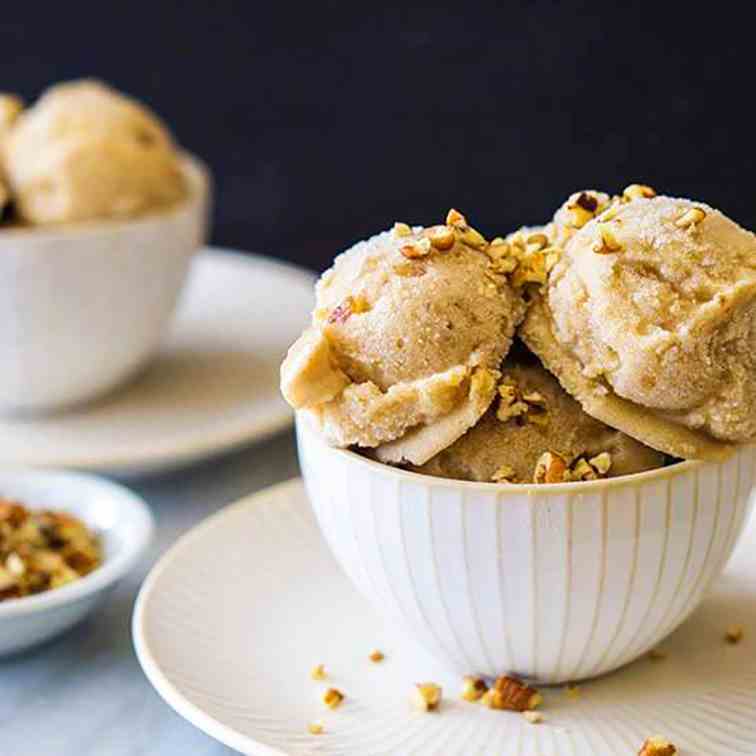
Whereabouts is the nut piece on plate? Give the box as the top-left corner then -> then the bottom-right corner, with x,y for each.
413,682 -> 442,712
281,211 -> 527,465
310,664 -> 327,680
322,687 -> 345,709
638,736 -> 677,756
368,649 -> 385,663
461,675 -> 488,702
412,358 -> 665,484
3,80 -> 187,225
481,676 -> 542,712
725,624 -> 744,644
520,191 -> 756,461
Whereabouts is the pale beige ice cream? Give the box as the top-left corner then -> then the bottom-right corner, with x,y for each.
0,94 -> 23,215
281,212 -> 526,464
521,190 -> 756,460
2,80 -> 186,224
412,358 -> 666,483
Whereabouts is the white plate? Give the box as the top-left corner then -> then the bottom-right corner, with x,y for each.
0,249 -> 315,475
134,479 -> 756,756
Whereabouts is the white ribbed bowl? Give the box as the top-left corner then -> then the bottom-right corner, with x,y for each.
297,418 -> 756,684
0,154 -> 209,414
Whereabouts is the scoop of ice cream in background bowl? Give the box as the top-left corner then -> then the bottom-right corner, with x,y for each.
0,81 -> 210,414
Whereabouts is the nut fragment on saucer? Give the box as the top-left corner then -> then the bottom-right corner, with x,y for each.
522,710 -> 543,724
0,499 -> 101,601
307,721 -> 325,735
311,664 -> 327,680
413,682 -> 442,711
461,676 -> 488,702
481,676 -> 542,712
368,649 -> 385,663
323,688 -> 345,709
725,624 -> 744,644
638,736 -> 677,756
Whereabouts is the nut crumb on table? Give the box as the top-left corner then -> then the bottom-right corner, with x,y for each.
638,736 -> 677,755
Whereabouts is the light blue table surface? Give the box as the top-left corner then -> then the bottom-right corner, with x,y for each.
1,429 -> 300,756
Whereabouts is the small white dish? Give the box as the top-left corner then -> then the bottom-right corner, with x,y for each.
0,155 -> 209,414
134,478 -> 756,756
0,249 -> 315,475
0,468 -> 153,656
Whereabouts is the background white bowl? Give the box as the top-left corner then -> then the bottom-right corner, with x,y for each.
298,418 -> 756,684
0,468 -> 153,656
0,155 -> 210,414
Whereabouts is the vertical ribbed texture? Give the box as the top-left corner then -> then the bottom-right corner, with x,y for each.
300,423 -> 756,683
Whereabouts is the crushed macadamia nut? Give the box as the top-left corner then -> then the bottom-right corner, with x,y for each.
461,676 -> 488,702
725,624 -> 744,644
638,736 -> 677,756
0,499 -> 101,601
323,688 -> 345,709
369,649 -> 385,663
522,710 -> 543,724
310,664 -> 326,680
307,721 -> 325,735
413,682 -> 442,711
482,676 -> 542,712
534,451 -> 568,483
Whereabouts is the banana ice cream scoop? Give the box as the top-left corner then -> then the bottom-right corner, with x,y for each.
3,80 -> 186,224
412,359 -> 666,483
521,190 -> 756,460
281,211 -> 526,465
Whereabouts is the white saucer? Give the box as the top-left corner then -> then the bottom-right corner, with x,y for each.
134,479 -> 756,756
0,249 -> 315,475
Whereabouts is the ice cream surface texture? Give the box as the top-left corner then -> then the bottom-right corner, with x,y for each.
2,80 -> 186,224
413,359 -> 666,483
521,191 -> 756,460
281,212 -> 526,464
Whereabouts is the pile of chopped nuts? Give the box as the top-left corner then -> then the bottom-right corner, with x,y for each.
496,377 -> 548,426
0,499 -> 102,601
533,450 -> 612,484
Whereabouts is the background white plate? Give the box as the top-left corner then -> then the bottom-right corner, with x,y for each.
0,249 -> 315,475
134,479 -> 756,756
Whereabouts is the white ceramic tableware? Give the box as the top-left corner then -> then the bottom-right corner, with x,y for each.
0,468 -> 153,655
0,249 -> 315,475
298,419 -> 756,684
133,478 -> 756,755
0,154 -> 209,414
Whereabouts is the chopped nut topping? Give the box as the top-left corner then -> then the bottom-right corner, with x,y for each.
534,451 -> 568,484
589,452 -> 612,476
0,500 -> 101,601
491,465 -> 517,483
426,225 -> 455,251
323,688 -> 345,709
461,676 -> 488,702
675,206 -> 706,229
496,379 -> 549,427
446,208 -> 467,227
482,676 -> 542,712
576,192 -> 599,213
522,710 -> 543,724
570,458 -> 598,481
566,192 -> 599,228
593,223 -> 624,254
327,299 -> 354,324
350,294 -> 371,314
725,624 -> 744,644
623,184 -> 657,201
311,664 -> 327,680
413,682 -> 442,712
400,237 -> 432,259
393,261 -> 426,277
369,649 -> 385,663
638,736 -> 677,756
307,721 -> 325,735
526,232 -> 549,251
392,221 -> 412,238
458,226 -> 488,250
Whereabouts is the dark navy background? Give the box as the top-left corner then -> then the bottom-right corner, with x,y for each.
3,3 -> 752,272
